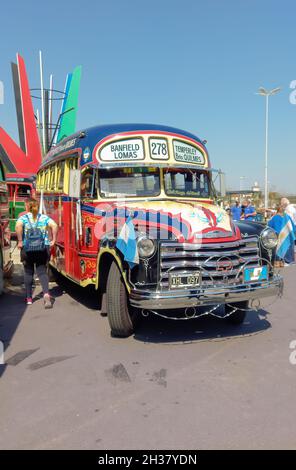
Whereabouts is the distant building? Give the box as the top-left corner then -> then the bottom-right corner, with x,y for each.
252,181 -> 260,193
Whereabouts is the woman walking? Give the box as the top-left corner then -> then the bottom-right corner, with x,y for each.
15,198 -> 58,307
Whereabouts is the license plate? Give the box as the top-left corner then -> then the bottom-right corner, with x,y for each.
169,271 -> 201,289
243,265 -> 268,283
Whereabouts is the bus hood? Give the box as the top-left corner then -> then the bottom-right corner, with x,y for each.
110,199 -> 236,243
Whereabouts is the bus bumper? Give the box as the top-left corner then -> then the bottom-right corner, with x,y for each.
129,275 -> 283,310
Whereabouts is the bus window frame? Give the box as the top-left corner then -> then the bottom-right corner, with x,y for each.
44,169 -> 50,191
40,171 -> 45,190
47,165 -> 56,192
64,155 -> 79,195
163,167 -> 212,199
80,167 -> 97,199
57,161 -> 66,193
98,166 -> 161,199
16,183 -> 32,198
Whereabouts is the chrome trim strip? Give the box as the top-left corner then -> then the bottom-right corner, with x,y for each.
161,248 -> 259,258
160,257 -> 258,269
161,238 -> 259,250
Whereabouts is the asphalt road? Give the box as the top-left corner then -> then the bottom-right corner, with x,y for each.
0,262 -> 296,450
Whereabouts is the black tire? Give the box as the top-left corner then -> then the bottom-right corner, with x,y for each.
225,301 -> 248,325
0,250 -> 3,296
106,261 -> 139,337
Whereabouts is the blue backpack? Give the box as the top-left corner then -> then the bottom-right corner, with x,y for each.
24,214 -> 46,253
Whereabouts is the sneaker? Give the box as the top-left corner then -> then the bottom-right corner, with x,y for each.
43,294 -> 52,309
26,297 -> 33,305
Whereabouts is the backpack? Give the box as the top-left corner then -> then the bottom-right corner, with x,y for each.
23,214 -> 46,253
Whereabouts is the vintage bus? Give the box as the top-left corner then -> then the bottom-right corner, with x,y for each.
36,124 -> 283,337
6,173 -> 36,235
0,161 -> 12,295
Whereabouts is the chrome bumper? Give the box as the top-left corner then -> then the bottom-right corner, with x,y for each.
129,275 -> 283,310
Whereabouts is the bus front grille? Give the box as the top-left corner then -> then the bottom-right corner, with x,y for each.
159,237 -> 260,289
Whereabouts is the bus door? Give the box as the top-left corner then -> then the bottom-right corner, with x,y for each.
64,157 -> 80,280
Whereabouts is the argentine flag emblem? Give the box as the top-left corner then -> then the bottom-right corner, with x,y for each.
277,214 -> 295,261
116,217 -> 139,268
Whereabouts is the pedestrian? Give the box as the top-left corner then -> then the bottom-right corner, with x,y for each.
241,199 -> 257,221
230,201 -> 242,221
268,204 -> 295,266
15,198 -> 58,307
280,197 -> 296,225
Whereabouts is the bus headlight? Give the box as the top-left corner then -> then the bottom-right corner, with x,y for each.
260,227 -> 278,249
137,236 -> 156,258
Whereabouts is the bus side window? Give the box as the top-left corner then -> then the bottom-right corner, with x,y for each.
69,158 -> 78,171
37,171 -> 44,190
64,156 -> 79,194
17,185 -> 31,197
81,168 -> 95,198
44,169 -> 50,191
48,166 -> 54,191
54,165 -> 58,191
57,161 -> 65,192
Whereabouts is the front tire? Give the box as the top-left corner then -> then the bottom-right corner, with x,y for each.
106,261 -> 138,337
225,301 -> 248,325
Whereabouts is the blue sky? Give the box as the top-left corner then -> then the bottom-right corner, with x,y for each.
0,0 -> 295,193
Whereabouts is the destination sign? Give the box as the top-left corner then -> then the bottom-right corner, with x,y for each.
99,138 -> 145,162
173,140 -> 205,165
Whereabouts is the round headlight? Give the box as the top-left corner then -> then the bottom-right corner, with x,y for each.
260,227 -> 278,249
137,236 -> 156,258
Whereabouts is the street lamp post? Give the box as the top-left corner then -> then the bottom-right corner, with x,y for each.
239,176 -> 246,204
256,87 -> 281,217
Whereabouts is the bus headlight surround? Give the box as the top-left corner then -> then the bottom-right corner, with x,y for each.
260,227 -> 278,249
137,236 -> 156,258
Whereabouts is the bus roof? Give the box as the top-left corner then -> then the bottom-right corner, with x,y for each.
42,123 -> 210,169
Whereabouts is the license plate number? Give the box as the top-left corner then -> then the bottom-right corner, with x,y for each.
169,271 -> 201,289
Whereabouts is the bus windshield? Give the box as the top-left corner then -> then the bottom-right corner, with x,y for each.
164,168 -> 211,198
99,167 -> 160,198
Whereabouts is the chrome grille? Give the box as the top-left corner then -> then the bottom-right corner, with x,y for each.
159,237 -> 260,289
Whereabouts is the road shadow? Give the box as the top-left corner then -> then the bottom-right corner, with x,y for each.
0,265 -> 71,378
0,265 -> 28,378
50,271 -> 272,344
133,307 -> 271,344
49,271 -> 100,310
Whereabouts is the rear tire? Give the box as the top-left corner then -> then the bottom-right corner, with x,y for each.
106,261 -> 139,337
225,301 -> 248,325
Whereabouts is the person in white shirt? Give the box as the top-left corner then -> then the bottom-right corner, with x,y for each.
281,198 -> 296,225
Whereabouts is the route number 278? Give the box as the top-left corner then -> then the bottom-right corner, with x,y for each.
149,138 -> 169,160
